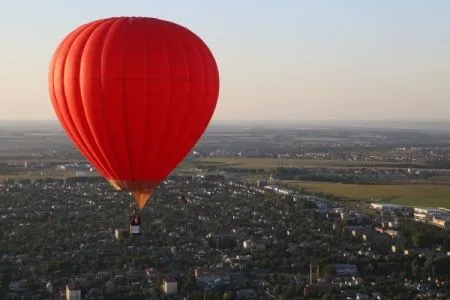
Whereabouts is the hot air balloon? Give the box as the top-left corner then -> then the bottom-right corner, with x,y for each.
48,17 -> 220,210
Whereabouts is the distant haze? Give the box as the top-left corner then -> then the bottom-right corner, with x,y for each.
1,1 -> 450,121
2,120 -> 450,133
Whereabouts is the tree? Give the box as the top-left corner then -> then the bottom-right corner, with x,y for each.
322,264 -> 336,278
273,284 -> 283,295
322,294 -> 332,300
283,284 -> 296,298
411,232 -> 433,248
432,257 -> 450,276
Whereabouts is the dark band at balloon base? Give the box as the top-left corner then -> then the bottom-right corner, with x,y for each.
108,179 -> 160,209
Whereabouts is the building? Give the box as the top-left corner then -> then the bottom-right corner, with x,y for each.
403,248 -> 434,257
115,228 -> 130,240
243,240 -> 253,249
304,284 -> 332,297
163,278 -> 178,295
272,187 -> 292,195
413,207 -> 450,224
387,221 -> 399,228
384,229 -> 399,238
432,217 -> 450,229
414,212 -> 428,223
65,282 -> 81,300
334,264 -> 357,277
75,171 -> 87,177
242,239 -> 265,251
194,267 -> 230,284
414,207 -> 441,215
236,289 -> 257,298
256,180 -> 267,188
46,282 -> 53,293
370,203 -> 403,211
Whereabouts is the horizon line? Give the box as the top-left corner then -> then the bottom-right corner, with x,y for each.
2,119 -> 450,123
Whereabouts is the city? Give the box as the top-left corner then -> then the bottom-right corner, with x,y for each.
1,122 -> 450,299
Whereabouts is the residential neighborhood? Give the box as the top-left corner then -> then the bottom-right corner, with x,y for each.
1,171 -> 450,299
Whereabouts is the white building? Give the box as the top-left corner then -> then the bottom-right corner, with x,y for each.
66,283 -> 81,300
46,282 -> 53,293
115,228 -> 129,240
413,207 -> 449,224
163,278 -> 178,295
370,203 -> 403,211
414,207 -> 441,215
243,240 -> 254,249
432,216 -> 450,229
385,229 -> 399,238
414,213 -> 428,222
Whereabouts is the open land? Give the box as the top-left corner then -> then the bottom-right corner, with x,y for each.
190,157 -> 425,169
283,180 -> 450,209
1,123 -> 450,298
2,120 -> 450,208
189,157 -> 450,209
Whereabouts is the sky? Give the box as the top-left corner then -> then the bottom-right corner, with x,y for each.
1,0 -> 450,121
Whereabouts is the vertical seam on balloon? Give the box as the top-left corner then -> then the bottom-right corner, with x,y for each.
139,18 -> 149,181
56,23 -> 111,177
142,19 -> 168,180
49,45 -> 83,158
121,19 -> 133,181
78,20 -> 119,180
96,18 -> 124,181
52,29 -> 97,166
180,35 -> 209,161
190,37 -> 210,156
161,26 -> 192,167
151,21 -> 172,178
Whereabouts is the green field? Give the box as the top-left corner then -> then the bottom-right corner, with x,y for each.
285,180 -> 450,208
0,169 -> 99,180
2,156 -> 448,208
191,157 -> 423,169
0,163 -> 194,181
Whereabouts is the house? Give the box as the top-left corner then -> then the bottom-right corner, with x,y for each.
163,278 -> 178,295
65,282 -> 81,300
194,267 -> 230,285
432,216 -> 450,229
334,264 -> 357,277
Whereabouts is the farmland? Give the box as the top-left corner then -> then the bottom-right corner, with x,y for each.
0,169 -> 99,180
1,121 -> 450,209
284,180 -> 450,209
191,157 -> 418,169
189,157 -> 450,208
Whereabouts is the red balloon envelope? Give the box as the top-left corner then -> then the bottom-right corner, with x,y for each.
48,17 -> 220,208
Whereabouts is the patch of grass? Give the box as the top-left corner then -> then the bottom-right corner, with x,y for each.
0,169 -> 99,180
192,157 -> 420,169
284,180 -> 450,208
0,157 -> 85,163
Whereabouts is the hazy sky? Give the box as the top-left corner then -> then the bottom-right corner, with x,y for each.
1,1 -> 450,121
